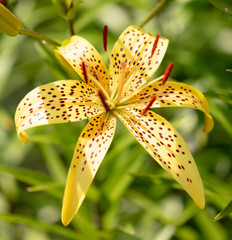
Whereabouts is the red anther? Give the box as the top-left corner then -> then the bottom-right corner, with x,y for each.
98,90 -> 110,112
103,25 -> 108,51
141,95 -> 156,116
0,0 -> 7,6
151,34 -> 160,58
81,62 -> 88,84
162,62 -> 174,85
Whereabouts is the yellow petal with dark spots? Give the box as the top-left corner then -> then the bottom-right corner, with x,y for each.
15,80 -> 105,143
123,81 -> 214,133
114,108 -> 205,209
61,113 -> 116,226
109,25 -> 168,99
56,36 -> 110,93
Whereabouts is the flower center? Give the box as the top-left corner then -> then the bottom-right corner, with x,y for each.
97,90 -> 110,112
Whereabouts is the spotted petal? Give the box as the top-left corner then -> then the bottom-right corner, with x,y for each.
114,108 -> 205,209
62,113 -> 116,226
15,80 -> 105,143
121,81 -> 214,133
109,25 -> 168,99
56,36 -> 110,94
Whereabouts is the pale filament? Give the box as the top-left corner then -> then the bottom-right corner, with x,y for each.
118,75 -> 164,105
84,61 -> 110,100
114,62 -> 127,102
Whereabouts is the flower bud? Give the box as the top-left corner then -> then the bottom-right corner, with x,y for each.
0,3 -> 23,36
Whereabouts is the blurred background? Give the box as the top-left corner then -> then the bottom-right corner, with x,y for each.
0,0 -> 231,239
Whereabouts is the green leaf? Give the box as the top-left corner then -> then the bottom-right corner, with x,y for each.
0,165 -> 63,198
102,147 -> 145,202
27,182 -> 62,192
214,200 -> 232,221
195,211 -> 227,240
209,102 -> 232,137
0,165 -> 51,185
0,214 -> 83,240
126,189 -> 200,227
208,0 -> 232,15
67,0 -> 83,20
113,227 -> 140,240
204,90 -> 232,104
52,0 -> 66,17
38,144 -> 67,183
130,172 -> 181,190
34,41 -> 73,80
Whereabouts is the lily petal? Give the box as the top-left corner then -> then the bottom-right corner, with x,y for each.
15,80 -> 105,143
122,81 -> 214,133
114,107 -> 205,209
62,113 -> 116,226
109,25 -> 168,99
56,36 -> 110,94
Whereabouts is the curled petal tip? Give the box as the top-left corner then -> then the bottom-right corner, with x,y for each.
195,195 -> 205,210
17,131 -> 29,144
203,113 -> 214,133
61,196 -> 77,227
61,214 -> 71,227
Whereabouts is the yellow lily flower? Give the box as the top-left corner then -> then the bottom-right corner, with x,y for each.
15,25 -> 214,226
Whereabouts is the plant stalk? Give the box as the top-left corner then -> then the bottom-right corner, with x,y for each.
20,29 -> 60,46
139,0 -> 170,28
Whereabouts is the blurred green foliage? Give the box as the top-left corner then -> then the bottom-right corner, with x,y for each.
0,0 -> 232,239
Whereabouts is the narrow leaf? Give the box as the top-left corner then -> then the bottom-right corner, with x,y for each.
214,200 -> 232,221
208,0 -> 232,15
209,102 -> 232,137
204,90 -> 232,104
0,214 -> 82,240
0,165 -> 63,198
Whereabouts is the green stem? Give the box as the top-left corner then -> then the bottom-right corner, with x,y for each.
139,0 -> 170,28
68,18 -> 74,36
20,29 -> 61,46
60,0 -> 75,36
60,0 -> 68,12
69,0 -> 74,8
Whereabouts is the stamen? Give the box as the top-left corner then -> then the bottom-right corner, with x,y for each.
81,62 -> 88,84
162,62 -> 174,85
98,90 -> 110,112
103,25 -> 108,51
151,34 -> 160,58
83,61 -> 110,100
141,95 -> 157,116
